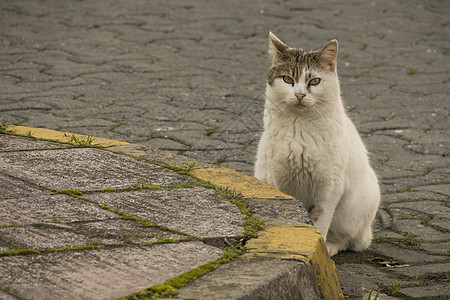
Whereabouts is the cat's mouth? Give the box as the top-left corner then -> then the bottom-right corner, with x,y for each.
295,100 -> 307,109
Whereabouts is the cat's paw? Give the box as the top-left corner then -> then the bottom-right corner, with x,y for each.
326,241 -> 341,256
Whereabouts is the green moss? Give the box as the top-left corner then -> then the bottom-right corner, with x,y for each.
46,245 -> 103,253
148,237 -> 192,246
0,249 -> 40,257
73,94 -> 85,100
120,215 -> 140,221
206,128 -> 217,136
100,188 -> 117,193
52,189 -> 83,197
212,157 -> 228,165
40,64 -> 53,73
0,224 -> 24,228
120,245 -> 244,299
407,67 -> 417,75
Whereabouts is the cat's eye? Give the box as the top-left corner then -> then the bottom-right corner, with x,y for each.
282,76 -> 294,85
308,78 -> 321,86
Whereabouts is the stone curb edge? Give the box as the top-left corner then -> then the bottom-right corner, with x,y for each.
5,126 -> 343,299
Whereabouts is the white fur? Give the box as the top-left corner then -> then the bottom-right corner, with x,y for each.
255,64 -> 380,256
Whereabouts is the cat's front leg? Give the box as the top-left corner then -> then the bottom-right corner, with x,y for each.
309,181 -> 344,243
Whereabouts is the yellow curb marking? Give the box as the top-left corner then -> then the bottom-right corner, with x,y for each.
190,167 -> 294,199
246,226 -> 343,300
6,126 -> 129,148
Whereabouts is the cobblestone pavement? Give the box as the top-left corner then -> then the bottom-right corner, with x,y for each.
1,0 -> 449,299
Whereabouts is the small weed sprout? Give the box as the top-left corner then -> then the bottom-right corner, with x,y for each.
0,121 -> 11,133
181,162 -> 197,171
135,178 -> 148,189
367,290 -> 380,300
390,280 -> 401,294
26,130 -> 34,138
70,134 -> 95,146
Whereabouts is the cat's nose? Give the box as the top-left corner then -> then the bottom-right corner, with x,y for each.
295,93 -> 306,101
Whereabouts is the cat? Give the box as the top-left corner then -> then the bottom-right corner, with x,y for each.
254,32 -> 380,256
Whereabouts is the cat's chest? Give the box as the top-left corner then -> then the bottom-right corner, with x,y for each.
265,118 -> 342,173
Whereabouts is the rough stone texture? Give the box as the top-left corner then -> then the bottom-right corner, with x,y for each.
83,187 -> 246,241
0,148 -> 196,191
0,220 -> 185,251
1,0 -> 449,298
0,133 -> 67,150
243,198 -> 312,227
399,283 -> 450,300
0,193 -> 117,225
0,136 -> 247,299
0,172 -> 47,199
176,257 -> 322,300
0,242 -> 223,300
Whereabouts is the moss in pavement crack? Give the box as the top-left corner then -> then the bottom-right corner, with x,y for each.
119,245 -> 244,299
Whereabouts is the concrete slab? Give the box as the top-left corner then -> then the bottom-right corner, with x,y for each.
0,133 -> 67,151
0,148 -> 196,191
0,173 -> 48,199
0,242 -> 223,300
391,263 -> 450,277
0,219 -> 186,251
176,256 -> 322,300
369,243 -> 443,263
83,187 -> 246,242
243,198 -> 311,227
109,143 -> 212,169
399,283 -> 450,299
0,193 -> 117,225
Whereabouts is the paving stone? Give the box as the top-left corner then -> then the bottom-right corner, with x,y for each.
394,219 -> 450,242
0,242 -> 223,300
0,290 -> 18,300
0,173 -> 48,199
390,201 -> 450,219
0,148 -> 196,191
399,283 -> 450,299
0,193 -> 117,225
336,263 -> 411,299
420,242 -> 450,255
0,134 -> 67,151
416,184 -> 450,197
0,225 -> 95,251
369,243 -> 443,263
176,257 -> 322,300
0,219 -> 185,251
429,218 -> 450,232
391,263 -> 450,277
83,187 -> 245,241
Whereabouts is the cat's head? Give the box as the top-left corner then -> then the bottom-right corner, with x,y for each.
266,32 -> 341,116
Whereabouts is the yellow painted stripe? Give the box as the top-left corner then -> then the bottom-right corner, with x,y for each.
6,126 -> 129,148
246,226 -> 343,299
190,167 -> 294,199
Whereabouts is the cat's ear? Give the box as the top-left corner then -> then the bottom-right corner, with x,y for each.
316,39 -> 338,72
268,31 -> 288,63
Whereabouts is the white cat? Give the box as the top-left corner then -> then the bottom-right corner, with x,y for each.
254,32 -> 380,256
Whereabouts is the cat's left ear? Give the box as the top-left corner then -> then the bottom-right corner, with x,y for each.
317,39 -> 338,72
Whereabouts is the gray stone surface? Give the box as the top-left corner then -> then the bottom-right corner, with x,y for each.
0,135 -> 250,299
399,283 -> 450,300
83,187 -> 246,241
0,242 -> 223,300
0,148 -> 196,191
0,134 -> 67,151
1,0 -> 449,298
0,193 -> 117,225
176,257 -> 322,300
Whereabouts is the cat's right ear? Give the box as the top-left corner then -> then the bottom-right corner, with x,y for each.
269,32 -> 288,64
